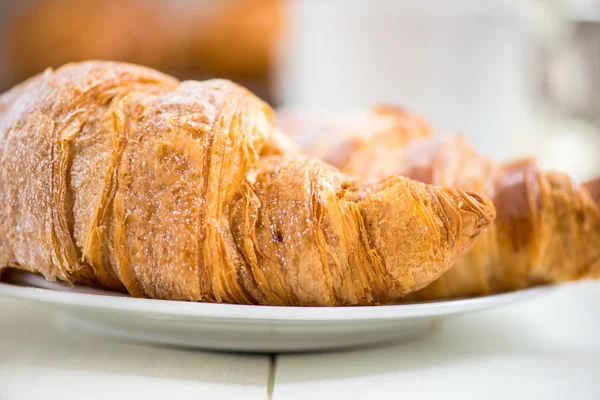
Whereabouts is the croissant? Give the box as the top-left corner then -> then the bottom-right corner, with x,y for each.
277,105 -> 430,173
400,138 -> 600,300
0,61 -> 495,306
281,109 -> 600,299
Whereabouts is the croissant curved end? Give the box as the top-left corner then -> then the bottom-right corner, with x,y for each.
452,189 -> 497,238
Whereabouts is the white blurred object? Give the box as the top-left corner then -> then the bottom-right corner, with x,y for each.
538,119 -> 600,181
275,0 -> 533,157
518,0 -> 600,180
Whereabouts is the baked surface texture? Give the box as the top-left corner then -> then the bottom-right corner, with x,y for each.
0,61 -> 495,306
279,110 -> 600,299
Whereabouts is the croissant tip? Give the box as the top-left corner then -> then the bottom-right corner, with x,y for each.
449,190 -> 496,240
468,191 -> 497,222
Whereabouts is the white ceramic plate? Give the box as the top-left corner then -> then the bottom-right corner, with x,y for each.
0,269 -> 552,353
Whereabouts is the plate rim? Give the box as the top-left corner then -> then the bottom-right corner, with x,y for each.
0,272 -> 554,322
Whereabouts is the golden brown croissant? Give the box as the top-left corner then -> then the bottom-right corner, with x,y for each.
277,105 -> 431,173
0,61 -> 495,306
401,138 -> 600,300
285,112 -> 600,299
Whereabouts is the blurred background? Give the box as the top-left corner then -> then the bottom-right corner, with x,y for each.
0,0 -> 598,179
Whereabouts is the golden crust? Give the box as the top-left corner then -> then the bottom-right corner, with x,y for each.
227,156 -> 494,305
287,115 -> 600,299
400,142 -> 600,300
0,62 -> 495,305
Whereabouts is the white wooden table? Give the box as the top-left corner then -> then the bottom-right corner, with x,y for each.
0,297 -> 272,399
2,282 -> 600,400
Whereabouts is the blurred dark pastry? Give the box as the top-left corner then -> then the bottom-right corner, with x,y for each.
7,0 -> 180,81
191,0 -> 283,80
6,0 -> 283,98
